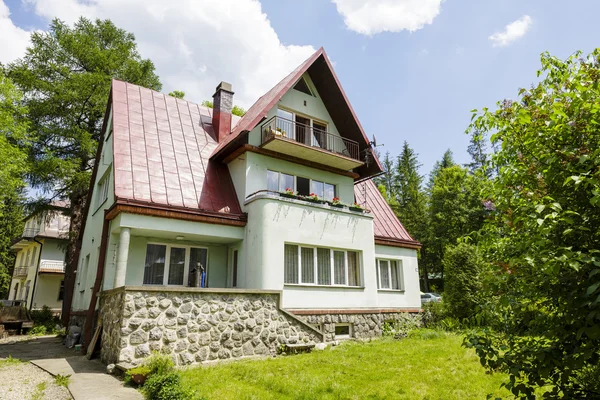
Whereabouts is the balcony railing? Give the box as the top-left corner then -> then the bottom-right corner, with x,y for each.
13,266 -> 29,277
39,261 -> 66,274
22,228 -> 40,238
261,116 -> 360,161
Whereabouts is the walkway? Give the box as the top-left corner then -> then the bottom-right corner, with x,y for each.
0,336 -> 142,400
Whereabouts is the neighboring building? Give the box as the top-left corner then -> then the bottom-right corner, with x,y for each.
67,48 -> 421,366
7,204 -> 69,313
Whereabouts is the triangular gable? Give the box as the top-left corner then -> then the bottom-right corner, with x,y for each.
211,47 -> 383,179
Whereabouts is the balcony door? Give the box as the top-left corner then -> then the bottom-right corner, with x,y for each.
295,115 -> 310,146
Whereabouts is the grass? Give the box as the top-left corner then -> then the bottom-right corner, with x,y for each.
0,355 -> 23,368
179,329 -> 511,400
31,382 -> 46,400
54,373 -> 71,388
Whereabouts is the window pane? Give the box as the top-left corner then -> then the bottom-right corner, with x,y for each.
301,247 -> 315,283
144,244 -> 166,285
347,251 -> 360,286
297,177 -> 310,196
390,260 -> 399,290
189,248 -> 208,287
324,183 -> 335,202
334,251 -> 346,285
267,170 -> 279,192
284,244 -> 298,284
277,109 -> 294,138
168,247 -> 186,285
379,260 -> 390,289
311,181 -> 324,198
280,173 -> 294,192
317,248 -> 331,285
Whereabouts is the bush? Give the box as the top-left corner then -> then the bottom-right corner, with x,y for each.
442,243 -> 482,321
145,352 -> 175,376
382,314 -> 421,338
30,305 -> 61,335
143,372 -> 191,400
421,301 -> 446,329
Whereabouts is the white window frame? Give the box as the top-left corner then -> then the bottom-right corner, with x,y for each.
266,170 -> 336,200
376,258 -> 404,291
143,243 -> 209,287
284,243 -> 362,288
96,170 -> 111,210
334,323 -> 353,339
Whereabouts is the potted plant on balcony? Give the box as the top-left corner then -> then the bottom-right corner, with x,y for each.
330,197 -> 344,208
280,188 -> 297,199
349,202 -> 365,212
305,193 -> 324,204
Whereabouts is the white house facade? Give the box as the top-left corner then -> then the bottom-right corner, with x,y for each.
67,48 -> 421,366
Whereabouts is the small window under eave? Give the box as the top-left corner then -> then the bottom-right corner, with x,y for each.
293,77 -> 314,96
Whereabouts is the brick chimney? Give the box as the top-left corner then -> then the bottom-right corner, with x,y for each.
212,81 -> 234,142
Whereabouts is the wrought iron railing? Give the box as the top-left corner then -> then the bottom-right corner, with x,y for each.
39,261 -> 66,273
261,116 -> 360,161
13,266 -> 29,277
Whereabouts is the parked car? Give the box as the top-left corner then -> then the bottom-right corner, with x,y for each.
420,292 -> 442,304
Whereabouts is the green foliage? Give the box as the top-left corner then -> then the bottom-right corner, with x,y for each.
31,382 -> 46,400
443,243 -> 482,320
168,90 -> 185,99
143,372 -> 192,400
426,149 -> 455,192
0,75 -> 27,298
421,301 -> 447,329
465,49 -> 600,398
7,17 -> 161,274
201,99 -> 246,116
381,314 -> 420,338
30,305 -> 61,334
0,355 -> 22,367
145,351 -> 175,376
54,374 -> 71,388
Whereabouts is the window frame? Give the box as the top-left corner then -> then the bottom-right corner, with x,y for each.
284,243 -> 362,288
376,258 -> 404,291
95,170 -> 111,212
143,242 -> 209,287
265,170 -> 337,201
334,323 -> 353,339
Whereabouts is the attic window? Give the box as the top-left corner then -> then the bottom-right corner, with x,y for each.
294,77 -> 314,96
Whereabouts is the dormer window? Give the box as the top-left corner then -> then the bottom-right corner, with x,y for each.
293,76 -> 314,97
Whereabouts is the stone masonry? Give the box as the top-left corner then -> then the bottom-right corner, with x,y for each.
296,311 -> 421,342
99,287 -> 323,366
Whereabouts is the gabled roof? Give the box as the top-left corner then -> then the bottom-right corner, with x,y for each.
111,80 -> 244,217
354,179 -> 420,248
211,47 -> 383,179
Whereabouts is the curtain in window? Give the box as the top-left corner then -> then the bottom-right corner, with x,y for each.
311,181 -> 324,198
301,247 -> 315,283
144,244 -> 166,285
284,244 -> 298,284
390,260 -> 399,290
317,248 -> 331,285
347,251 -> 360,286
279,173 -> 294,192
267,170 -> 279,192
334,250 -> 346,285
379,260 -> 390,289
168,247 -> 186,285
324,183 -> 335,201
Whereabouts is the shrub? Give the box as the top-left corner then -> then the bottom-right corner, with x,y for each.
30,305 -> 61,334
421,301 -> 446,329
145,352 -> 175,376
442,243 -> 482,321
29,325 -> 47,336
143,372 -> 191,400
382,314 -> 421,338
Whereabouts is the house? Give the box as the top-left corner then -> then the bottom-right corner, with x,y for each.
6,203 -> 69,313
65,47 -> 421,366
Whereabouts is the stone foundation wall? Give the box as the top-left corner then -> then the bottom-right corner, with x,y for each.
99,287 -> 323,366
296,311 -> 421,342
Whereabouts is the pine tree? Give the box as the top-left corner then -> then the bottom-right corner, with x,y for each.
427,149 -> 455,192
466,130 -> 490,176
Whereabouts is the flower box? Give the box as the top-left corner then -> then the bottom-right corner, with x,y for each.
349,206 -> 364,212
330,203 -> 345,208
280,193 -> 297,199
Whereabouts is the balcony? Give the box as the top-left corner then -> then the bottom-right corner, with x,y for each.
13,266 -> 29,277
39,261 -> 66,274
260,116 -> 363,171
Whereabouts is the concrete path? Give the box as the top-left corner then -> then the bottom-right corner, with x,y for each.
0,336 -> 142,400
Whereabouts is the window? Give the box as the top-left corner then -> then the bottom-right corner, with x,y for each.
78,254 -> 90,290
58,280 -> 65,301
284,244 -> 361,287
265,171 -> 336,201
377,259 -> 404,290
293,77 -> 314,96
335,323 -> 353,339
143,244 -> 208,287
96,172 -> 110,209
232,250 -> 238,288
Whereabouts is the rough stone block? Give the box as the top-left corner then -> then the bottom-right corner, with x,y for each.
128,318 -> 143,329
177,327 -> 187,339
164,330 -> 177,343
148,307 -> 161,318
180,302 -> 193,314
135,343 -> 151,358
159,299 -> 171,309
129,330 -> 147,345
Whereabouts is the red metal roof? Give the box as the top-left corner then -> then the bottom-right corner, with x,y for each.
354,179 -> 418,246
111,80 -> 243,216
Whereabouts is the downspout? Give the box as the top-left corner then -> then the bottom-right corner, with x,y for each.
29,238 -> 44,311
82,216 -> 110,352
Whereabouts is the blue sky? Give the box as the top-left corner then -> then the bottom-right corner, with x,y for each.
2,0 -> 600,177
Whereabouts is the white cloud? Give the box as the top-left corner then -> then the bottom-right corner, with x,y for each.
332,0 -> 443,35
10,0 -> 316,107
489,15 -> 532,47
0,0 -> 32,64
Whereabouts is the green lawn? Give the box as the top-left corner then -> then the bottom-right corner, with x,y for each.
179,330 -> 510,400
